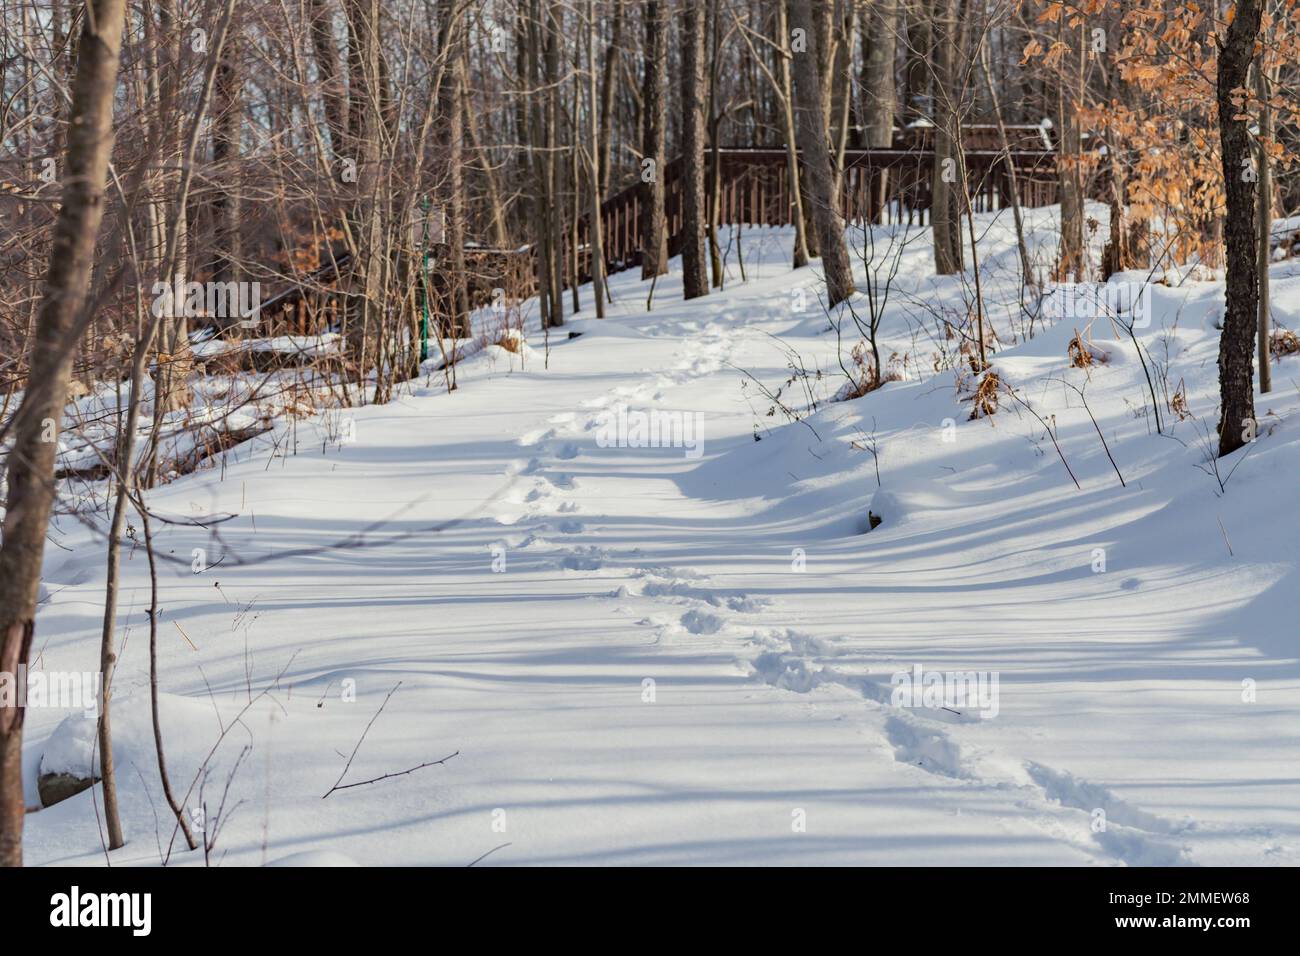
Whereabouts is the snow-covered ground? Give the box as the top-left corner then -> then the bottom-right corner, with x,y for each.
23,205 -> 1300,866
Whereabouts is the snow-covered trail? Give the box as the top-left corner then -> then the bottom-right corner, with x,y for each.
26,215 -> 1300,866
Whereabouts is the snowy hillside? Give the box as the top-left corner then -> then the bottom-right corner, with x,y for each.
25,206 -> 1300,866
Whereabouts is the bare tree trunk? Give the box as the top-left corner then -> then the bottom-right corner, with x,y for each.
861,0 -> 898,148
545,1 -> 565,321
776,0 -> 811,267
522,0 -> 554,326
0,0 -> 128,868
464,67 -> 509,249
680,0 -> 709,299
903,0 -> 932,123
140,503 -> 196,851
1215,0 -> 1263,458
151,2 -> 194,420
1255,60 -> 1274,395
586,0 -> 607,315
640,0 -> 669,280
438,0 -> 470,334
788,0 -> 855,306
1054,16 -> 1085,280
309,0 -> 347,153
706,0 -> 725,288
980,42 -> 1032,289
344,0 -> 388,381
930,0 -> 963,275
598,0 -> 624,195
830,7 -> 857,204
211,28 -> 243,331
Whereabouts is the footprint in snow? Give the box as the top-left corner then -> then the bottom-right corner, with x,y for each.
518,428 -> 555,447
557,547 -> 604,571
680,609 -> 727,635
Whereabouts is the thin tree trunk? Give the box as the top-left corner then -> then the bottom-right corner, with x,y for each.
1215,0 -> 1263,458
680,0 -> 709,299
706,0 -> 725,288
903,0 -> 932,123
587,0 -> 606,315
154,0 -> 194,417
931,0 -> 963,275
1255,60 -> 1274,395
140,503 -> 196,851
861,0 -> 898,148
788,0 -> 855,306
598,0 -> 624,195
1054,16 -> 1085,280
0,0 -> 128,868
211,29 -> 243,331
830,8 -> 856,206
523,0 -> 553,326
438,0 -> 470,334
776,0 -> 811,267
545,1 -> 565,322
464,69 -> 509,249
980,42 -> 1032,289
308,0 -> 347,153
640,0 -> 669,280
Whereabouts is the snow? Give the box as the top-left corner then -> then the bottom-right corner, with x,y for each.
21,205 -> 1300,866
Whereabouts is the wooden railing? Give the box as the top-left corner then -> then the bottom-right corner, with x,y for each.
248,146 -> 1059,338
581,146 -> 1057,281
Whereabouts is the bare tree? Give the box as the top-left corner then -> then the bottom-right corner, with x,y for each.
0,0 -> 129,868
860,0 -> 899,148
788,0 -> 855,306
1255,58 -> 1275,395
1216,0 -> 1264,458
640,1 -> 670,281
586,0 -> 606,316
929,0 -> 963,276
680,0 -> 710,299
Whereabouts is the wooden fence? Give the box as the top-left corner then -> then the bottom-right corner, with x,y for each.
247,144 -> 1058,339
587,146 -> 1057,281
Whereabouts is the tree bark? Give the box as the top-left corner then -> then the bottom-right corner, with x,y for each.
587,0 -> 607,315
903,0 -> 932,123
788,0 -> 855,306
308,0 -> 347,154
706,0 -> 725,288
211,29 -> 243,331
680,0 -> 709,299
1255,60 -> 1274,395
640,1 -> 669,280
438,0 -> 470,335
598,0 -> 624,195
930,0 -> 963,275
861,0 -> 898,148
776,0 -> 812,266
0,0 -> 128,868
1215,0 -> 1263,458
545,1 -> 565,321
522,0 -> 554,326
1054,17 -> 1085,280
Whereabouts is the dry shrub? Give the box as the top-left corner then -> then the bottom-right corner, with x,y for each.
494,329 -> 524,354
1067,329 -> 1109,368
1270,328 -> 1300,358
1169,378 -> 1191,421
837,342 -> 901,401
966,369 -> 1000,420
